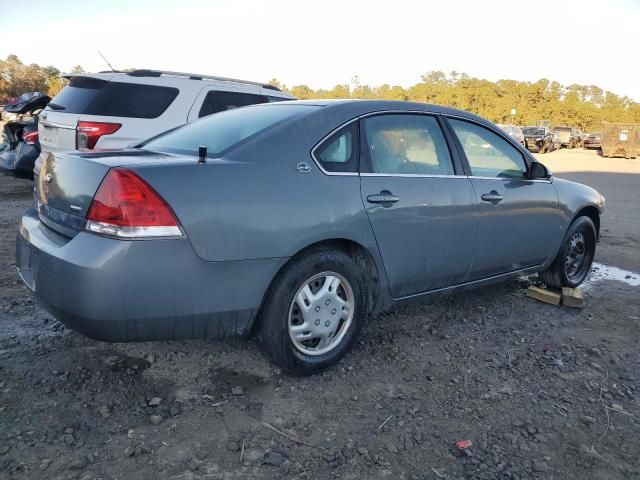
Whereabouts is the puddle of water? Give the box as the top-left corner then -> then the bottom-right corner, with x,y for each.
585,262 -> 640,287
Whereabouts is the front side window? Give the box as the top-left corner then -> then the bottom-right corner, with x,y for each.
199,90 -> 267,118
448,119 -> 527,178
313,122 -> 358,173
362,114 -> 454,175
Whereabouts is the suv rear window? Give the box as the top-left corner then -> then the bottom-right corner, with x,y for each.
47,78 -> 178,118
85,82 -> 178,118
47,77 -> 106,113
199,91 -> 267,118
142,104 -> 317,157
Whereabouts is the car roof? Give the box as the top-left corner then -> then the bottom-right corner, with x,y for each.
269,99 -> 496,127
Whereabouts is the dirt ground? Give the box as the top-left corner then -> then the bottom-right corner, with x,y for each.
0,148 -> 639,480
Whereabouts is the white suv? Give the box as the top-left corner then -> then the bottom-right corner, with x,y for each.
38,69 -> 294,155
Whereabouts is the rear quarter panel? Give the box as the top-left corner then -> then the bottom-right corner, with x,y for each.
132,109 -> 379,263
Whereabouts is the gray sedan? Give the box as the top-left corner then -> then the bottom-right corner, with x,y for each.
16,100 -> 605,374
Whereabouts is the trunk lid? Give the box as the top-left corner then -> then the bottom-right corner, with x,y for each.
38,76 -> 111,154
3,92 -> 50,114
38,110 -> 80,153
35,149 -> 169,237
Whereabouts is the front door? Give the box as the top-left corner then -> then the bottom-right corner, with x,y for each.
446,118 -> 563,280
359,113 -> 478,298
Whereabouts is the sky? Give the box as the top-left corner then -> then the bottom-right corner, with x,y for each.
1,0 -> 640,100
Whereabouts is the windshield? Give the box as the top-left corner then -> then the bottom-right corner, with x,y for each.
141,103 -> 316,157
553,127 -> 571,132
523,127 -> 544,136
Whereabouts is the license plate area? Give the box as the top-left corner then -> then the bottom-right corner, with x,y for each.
40,125 -> 59,146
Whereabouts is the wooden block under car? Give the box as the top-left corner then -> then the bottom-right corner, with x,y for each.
527,285 -> 562,305
561,287 -> 585,308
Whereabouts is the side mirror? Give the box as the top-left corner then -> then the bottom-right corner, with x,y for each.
529,162 -> 550,179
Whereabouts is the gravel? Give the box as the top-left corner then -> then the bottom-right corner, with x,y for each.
1,164 -> 639,479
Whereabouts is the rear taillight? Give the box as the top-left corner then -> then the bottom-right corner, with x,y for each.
23,131 -> 39,145
76,121 -> 121,149
85,168 -> 182,238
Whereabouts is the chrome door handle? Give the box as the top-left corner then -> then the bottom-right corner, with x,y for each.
367,191 -> 399,205
481,191 -> 503,204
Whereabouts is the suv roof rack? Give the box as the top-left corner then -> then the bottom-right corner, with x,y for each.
126,69 -> 281,91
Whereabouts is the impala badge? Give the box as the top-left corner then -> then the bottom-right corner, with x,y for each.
296,162 -> 311,174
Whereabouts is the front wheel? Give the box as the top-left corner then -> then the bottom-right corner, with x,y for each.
540,216 -> 597,288
258,248 -> 367,375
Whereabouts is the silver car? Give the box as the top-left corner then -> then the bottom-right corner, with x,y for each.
16,100 -> 605,374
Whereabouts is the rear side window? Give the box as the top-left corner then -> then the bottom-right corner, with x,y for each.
85,82 -> 179,118
199,91 -> 267,118
142,104 -> 317,157
47,77 -> 106,113
313,122 -> 358,173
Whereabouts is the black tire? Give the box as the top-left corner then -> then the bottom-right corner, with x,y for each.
539,143 -> 546,154
258,247 -> 367,375
540,216 -> 597,288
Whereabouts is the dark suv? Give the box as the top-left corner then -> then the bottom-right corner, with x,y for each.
522,126 -> 561,153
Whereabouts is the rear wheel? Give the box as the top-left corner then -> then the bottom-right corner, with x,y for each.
258,248 -> 367,375
540,216 -> 597,288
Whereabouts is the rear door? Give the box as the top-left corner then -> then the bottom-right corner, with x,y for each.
77,80 -> 182,148
445,117 -> 562,279
39,76 -> 107,153
358,113 -> 477,298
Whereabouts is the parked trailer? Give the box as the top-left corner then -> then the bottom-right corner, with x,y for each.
601,122 -> 640,158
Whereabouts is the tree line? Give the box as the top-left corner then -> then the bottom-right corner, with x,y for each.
271,72 -> 640,130
0,55 -> 84,100
2,55 -> 639,130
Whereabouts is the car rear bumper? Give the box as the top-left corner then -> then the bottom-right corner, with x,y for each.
16,208 -> 287,342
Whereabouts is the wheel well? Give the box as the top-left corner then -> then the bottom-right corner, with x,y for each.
575,205 -> 600,239
250,239 -> 381,337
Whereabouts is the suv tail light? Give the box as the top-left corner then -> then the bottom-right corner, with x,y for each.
85,168 -> 182,238
76,121 -> 121,149
23,131 -> 39,145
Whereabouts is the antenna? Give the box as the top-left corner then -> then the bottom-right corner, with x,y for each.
97,50 -> 116,72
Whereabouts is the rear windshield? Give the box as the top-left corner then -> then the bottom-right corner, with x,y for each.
140,104 -> 316,157
47,77 -> 178,118
523,127 -> 544,135
47,77 -> 106,113
553,127 -> 571,132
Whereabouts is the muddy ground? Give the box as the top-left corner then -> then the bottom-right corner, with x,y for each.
0,149 -> 639,480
